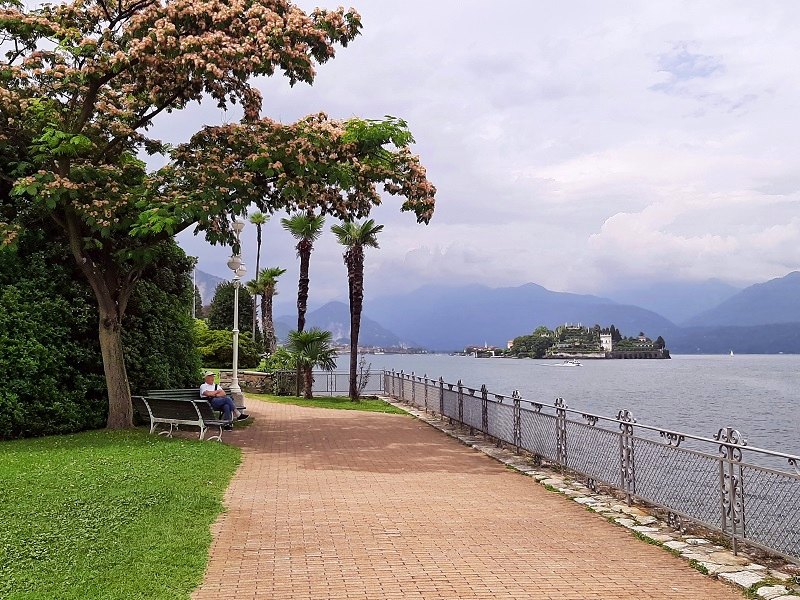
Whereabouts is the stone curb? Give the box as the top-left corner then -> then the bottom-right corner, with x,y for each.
382,397 -> 800,599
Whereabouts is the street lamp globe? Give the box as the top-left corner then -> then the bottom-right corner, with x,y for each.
235,263 -> 247,279
226,254 -> 242,271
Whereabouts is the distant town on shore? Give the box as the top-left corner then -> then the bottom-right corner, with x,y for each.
462,324 -> 670,360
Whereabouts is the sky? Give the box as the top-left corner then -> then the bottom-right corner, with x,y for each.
169,0 -> 800,307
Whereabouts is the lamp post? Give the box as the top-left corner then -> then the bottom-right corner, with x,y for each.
227,220 -> 247,400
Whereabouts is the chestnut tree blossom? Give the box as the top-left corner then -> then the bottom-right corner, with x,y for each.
0,0 -> 436,429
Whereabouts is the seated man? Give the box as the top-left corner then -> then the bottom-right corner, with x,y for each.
199,372 -> 248,427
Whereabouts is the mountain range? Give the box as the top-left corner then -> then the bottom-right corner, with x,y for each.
196,268 -> 800,354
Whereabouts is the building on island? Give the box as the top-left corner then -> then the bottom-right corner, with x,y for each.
542,324 -> 669,360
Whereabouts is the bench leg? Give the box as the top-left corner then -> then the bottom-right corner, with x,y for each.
206,425 -> 223,442
199,425 -> 206,441
158,423 -> 174,438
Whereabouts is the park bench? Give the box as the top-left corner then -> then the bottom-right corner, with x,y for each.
132,395 -> 228,441
146,388 -> 246,411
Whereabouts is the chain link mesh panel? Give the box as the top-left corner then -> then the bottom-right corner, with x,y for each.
740,465 -> 800,558
486,401 -> 515,443
519,409 -> 560,463
462,391 -> 483,431
442,386 -> 459,420
632,438 -> 722,528
565,420 -> 621,487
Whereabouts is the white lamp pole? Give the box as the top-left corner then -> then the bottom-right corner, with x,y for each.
227,220 -> 247,398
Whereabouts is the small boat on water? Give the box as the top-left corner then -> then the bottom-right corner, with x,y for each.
730,350 -> 734,356
556,359 -> 582,367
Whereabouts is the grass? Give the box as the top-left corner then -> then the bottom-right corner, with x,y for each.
247,392 -> 408,414
0,429 -> 241,600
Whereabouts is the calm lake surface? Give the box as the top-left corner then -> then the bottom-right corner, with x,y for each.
340,354 -> 800,456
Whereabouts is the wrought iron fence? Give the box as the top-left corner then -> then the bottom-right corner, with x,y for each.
383,370 -> 800,563
272,370 -> 385,396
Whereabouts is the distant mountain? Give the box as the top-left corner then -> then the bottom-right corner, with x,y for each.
669,323 -> 800,354
194,269 -> 225,307
604,279 -> 741,325
684,272 -> 800,327
275,301 -> 405,347
365,283 -> 677,351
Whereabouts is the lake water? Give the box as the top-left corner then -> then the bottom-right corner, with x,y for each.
340,353 -> 800,456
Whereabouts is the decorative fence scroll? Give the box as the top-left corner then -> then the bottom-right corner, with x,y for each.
384,370 -> 800,563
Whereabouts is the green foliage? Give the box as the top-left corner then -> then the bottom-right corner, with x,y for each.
193,320 -> 259,369
0,429 -> 240,599
257,347 -> 297,372
0,228 -> 203,438
122,243 -> 202,393
0,234 -> 106,439
207,281 -> 254,332
287,328 -> 337,372
509,330 -> 553,359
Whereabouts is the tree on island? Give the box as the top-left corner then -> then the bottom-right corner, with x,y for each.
1,1 -> 436,429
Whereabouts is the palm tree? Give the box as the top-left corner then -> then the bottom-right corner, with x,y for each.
256,267 -> 286,353
331,219 -> 383,400
287,328 -> 337,399
280,212 -> 325,333
248,212 -> 269,339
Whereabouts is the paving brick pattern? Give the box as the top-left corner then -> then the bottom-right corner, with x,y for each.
193,400 -> 743,599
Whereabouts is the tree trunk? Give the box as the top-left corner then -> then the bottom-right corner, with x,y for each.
303,366 -> 313,399
252,226 -> 262,342
296,242 -> 311,395
263,286 -> 276,353
347,247 -> 364,401
297,245 -> 310,332
99,314 -> 133,429
64,214 -> 134,429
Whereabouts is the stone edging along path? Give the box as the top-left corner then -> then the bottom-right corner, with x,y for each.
382,397 -> 800,600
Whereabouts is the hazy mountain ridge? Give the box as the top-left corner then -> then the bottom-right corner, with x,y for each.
203,269 -> 800,354
365,283 -> 677,351
684,272 -> 800,327
604,279 -> 742,324
275,301 -> 407,347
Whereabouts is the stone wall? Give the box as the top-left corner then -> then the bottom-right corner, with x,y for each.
218,370 -> 275,394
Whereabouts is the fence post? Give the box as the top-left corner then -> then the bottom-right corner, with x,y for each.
411,371 -> 416,406
423,374 -> 429,412
715,427 -> 746,555
481,385 -> 488,433
555,397 -> 568,469
512,390 -> 521,454
439,377 -> 444,415
457,379 -> 464,425
617,409 -> 636,505
400,370 -> 405,402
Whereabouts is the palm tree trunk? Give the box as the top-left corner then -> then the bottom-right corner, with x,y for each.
263,286 -> 276,353
297,244 -> 310,332
296,242 -> 311,396
347,247 -> 364,400
252,226 -> 262,342
303,366 -> 313,399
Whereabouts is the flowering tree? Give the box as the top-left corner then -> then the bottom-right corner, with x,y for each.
1,0 -> 435,430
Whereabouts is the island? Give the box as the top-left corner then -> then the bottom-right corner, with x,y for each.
503,324 -> 670,360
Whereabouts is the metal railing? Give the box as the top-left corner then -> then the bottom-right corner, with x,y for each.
384,370 -> 800,563
272,370 -> 385,396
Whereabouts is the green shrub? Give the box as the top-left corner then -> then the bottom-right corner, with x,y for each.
194,320 -> 259,368
0,229 -> 202,439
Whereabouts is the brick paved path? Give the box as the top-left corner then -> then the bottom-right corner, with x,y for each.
193,400 -> 742,599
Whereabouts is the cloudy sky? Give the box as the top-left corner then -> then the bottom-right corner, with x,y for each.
170,1 -> 800,307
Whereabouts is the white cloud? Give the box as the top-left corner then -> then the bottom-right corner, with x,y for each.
173,0 -> 800,300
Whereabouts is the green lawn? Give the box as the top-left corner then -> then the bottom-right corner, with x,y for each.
0,430 -> 240,600
248,393 -> 408,414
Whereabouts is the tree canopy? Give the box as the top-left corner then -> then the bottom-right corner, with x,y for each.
0,0 -> 436,428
